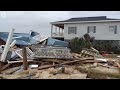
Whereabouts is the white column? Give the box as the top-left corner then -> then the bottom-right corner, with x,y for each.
55,26 -> 57,34
1,29 -> 15,62
62,29 -> 63,34
59,27 -> 60,35
51,25 -> 53,37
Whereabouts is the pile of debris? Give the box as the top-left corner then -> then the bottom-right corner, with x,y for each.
0,29 -> 120,79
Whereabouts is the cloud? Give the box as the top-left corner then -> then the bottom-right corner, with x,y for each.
69,11 -> 120,18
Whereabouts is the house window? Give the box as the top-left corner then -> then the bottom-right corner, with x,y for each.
87,26 -> 96,33
109,26 -> 117,34
68,27 -> 77,34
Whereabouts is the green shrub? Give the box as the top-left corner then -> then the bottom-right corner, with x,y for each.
68,37 -> 88,53
92,40 -> 120,54
68,37 -> 120,54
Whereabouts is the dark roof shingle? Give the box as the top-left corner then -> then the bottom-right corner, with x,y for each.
59,16 -> 120,22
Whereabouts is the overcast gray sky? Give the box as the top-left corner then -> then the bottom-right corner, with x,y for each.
0,11 -> 120,36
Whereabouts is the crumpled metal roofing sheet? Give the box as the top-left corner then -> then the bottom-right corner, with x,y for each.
47,38 -> 68,47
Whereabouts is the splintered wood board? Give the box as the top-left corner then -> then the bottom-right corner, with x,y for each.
1,66 -> 21,74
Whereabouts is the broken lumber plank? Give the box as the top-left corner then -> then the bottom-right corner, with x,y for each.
37,57 -> 95,70
22,47 -> 28,70
1,63 -> 12,71
60,60 -> 83,65
73,55 -> 80,59
97,63 -> 111,68
1,66 -> 21,74
82,60 -> 106,63
60,58 -> 94,65
38,64 -> 56,70
0,71 -> 33,79
115,62 -> 120,68
7,60 -> 33,64
72,53 -> 82,58
40,59 -> 66,63
38,60 -> 80,70
0,61 -> 3,73
38,58 -> 88,70
77,57 -> 94,60
1,29 -> 15,62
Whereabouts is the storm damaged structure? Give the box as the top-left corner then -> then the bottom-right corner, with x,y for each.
0,29 -> 120,79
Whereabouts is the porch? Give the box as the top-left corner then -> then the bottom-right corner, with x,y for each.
51,24 -> 64,38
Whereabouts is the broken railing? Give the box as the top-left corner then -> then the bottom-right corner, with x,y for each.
15,46 -> 73,60
15,47 -> 34,60
31,47 -> 73,59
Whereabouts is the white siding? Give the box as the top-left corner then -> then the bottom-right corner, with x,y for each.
64,21 -> 120,40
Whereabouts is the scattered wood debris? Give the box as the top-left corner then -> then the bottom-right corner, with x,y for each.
1,66 -> 21,74
0,39 -> 120,79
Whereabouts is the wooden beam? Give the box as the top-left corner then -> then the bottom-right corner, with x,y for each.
7,60 -> 33,64
1,63 -> 11,71
0,61 -> 3,73
38,64 -> 55,70
1,66 -> 21,74
38,59 -> 91,70
22,47 -> 28,70
97,63 -> 111,68
82,60 -> 106,63
41,59 -> 65,63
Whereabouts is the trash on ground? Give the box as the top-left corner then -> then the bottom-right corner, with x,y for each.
29,64 -> 38,69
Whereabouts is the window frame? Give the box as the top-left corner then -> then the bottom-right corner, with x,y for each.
87,26 -> 96,33
109,25 -> 117,34
68,27 -> 77,34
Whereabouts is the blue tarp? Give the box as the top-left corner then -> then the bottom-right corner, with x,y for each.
47,38 -> 68,47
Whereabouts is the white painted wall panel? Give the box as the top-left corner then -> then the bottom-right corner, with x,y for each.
64,22 -> 120,40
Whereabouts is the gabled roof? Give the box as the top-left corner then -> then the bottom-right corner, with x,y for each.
51,16 -> 120,24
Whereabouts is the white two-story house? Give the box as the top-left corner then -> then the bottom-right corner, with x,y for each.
50,16 -> 120,42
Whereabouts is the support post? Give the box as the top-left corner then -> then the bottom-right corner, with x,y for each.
51,24 -> 53,37
22,47 -> 28,70
55,26 -> 57,34
62,29 -> 63,35
59,27 -> 60,35
0,29 -> 15,62
0,62 -> 3,73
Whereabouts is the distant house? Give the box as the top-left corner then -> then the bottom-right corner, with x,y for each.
50,16 -> 120,41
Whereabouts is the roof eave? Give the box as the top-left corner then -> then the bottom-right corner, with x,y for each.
51,20 -> 120,24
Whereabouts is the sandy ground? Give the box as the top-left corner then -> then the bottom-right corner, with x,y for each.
28,65 -> 88,79
0,54 -> 120,79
